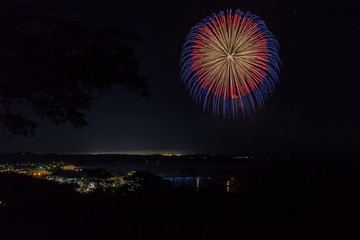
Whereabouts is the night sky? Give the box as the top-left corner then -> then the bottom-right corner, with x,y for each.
3,0 -> 359,155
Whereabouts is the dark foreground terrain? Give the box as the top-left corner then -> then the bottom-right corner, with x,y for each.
0,159 -> 360,240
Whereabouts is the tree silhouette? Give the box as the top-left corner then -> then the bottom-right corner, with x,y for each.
0,1 -> 149,137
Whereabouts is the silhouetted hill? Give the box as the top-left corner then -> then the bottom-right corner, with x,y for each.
0,160 -> 360,240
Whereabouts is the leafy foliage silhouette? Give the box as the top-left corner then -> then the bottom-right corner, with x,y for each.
0,1 -> 148,137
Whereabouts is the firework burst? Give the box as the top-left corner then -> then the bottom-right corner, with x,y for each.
180,9 -> 281,118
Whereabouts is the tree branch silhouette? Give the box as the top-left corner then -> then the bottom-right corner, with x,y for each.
0,1 -> 149,138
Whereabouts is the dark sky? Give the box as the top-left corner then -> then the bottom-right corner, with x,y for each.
2,0 -> 359,155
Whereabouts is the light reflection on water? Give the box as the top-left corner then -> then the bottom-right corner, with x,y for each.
163,176 -> 209,191
162,176 -> 235,192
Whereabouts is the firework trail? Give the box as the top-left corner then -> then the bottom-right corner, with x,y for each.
180,9 -> 280,118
